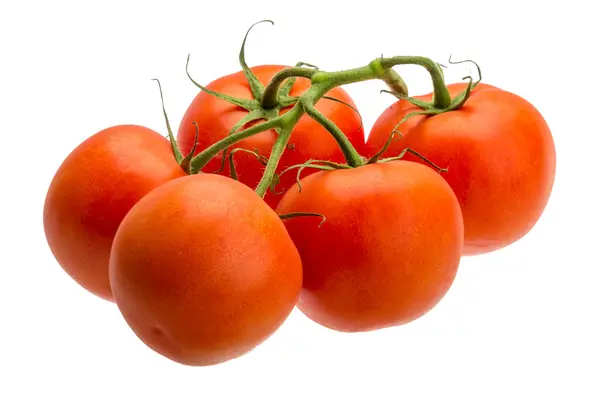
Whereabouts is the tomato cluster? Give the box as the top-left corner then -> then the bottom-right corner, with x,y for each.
43,25 -> 555,367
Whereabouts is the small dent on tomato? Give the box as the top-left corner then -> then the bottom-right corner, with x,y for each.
151,326 -> 165,338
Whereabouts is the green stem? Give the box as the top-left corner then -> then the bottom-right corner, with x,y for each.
238,20 -> 273,100
189,54 -> 457,196
189,116 -> 283,173
380,56 -> 452,109
381,89 -> 432,109
228,148 -> 268,181
213,109 -> 266,174
311,65 -> 377,90
152,78 -> 183,163
255,128 -> 292,197
368,58 -> 408,96
261,67 -> 320,109
367,130 -> 402,164
301,97 -> 363,167
381,68 -> 409,97
279,62 -> 319,97
180,122 -> 200,173
186,54 -> 256,110
254,106 -> 304,197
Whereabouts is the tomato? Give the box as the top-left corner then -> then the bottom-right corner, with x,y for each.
366,83 -> 556,255
43,125 -> 186,301
109,173 -> 303,366
275,161 -> 463,332
177,65 -> 365,208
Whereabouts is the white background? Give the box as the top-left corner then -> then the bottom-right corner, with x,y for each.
1,1 -> 599,397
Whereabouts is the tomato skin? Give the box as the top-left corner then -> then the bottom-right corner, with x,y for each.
366,83 -> 556,255
109,174 -> 303,366
43,125 -> 186,301
276,161 -> 463,332
177,65 -> 366,208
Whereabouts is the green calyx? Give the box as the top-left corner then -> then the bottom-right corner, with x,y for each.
183,21 -> 332,182
381,56 -> 483,130
186,20 -> 301,130
370,57 -> 483,160
182,20 -> 365,193
155,19 -> 482,201
366,129 -> 447,172
269,144 -> 446,195
152,78 -> 195,174
227,147 -> 269,181
273,159 -> 352,194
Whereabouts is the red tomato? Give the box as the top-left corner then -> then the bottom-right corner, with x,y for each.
276,161 -> 463,332
43,125 -> 186,301
177,65 -> 366,208
109,174 -> 303,366
367,83 -> 556,255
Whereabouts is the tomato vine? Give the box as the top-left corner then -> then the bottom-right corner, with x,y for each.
158,21 -> 477,200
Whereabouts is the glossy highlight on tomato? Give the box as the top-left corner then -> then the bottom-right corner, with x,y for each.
367,83 -> 556,255
177,65 -> 366,208
276,161 -> 463,332
43,125 -> 186,301
40,30 -> 559,368
109,174 -> 303,366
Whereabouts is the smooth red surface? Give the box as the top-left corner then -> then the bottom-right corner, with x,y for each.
367,83 -> 556,255
177,65 -> 366,208
43,125 -> 186,301
109,174 -> 303,366
276,161 -> 463,332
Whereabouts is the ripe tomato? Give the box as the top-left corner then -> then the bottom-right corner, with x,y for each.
109,174 -> 303,366
43,125 -> 186,301
276,161 -> 463,332
177,65 -> 365,208
366,83 -> 556,255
